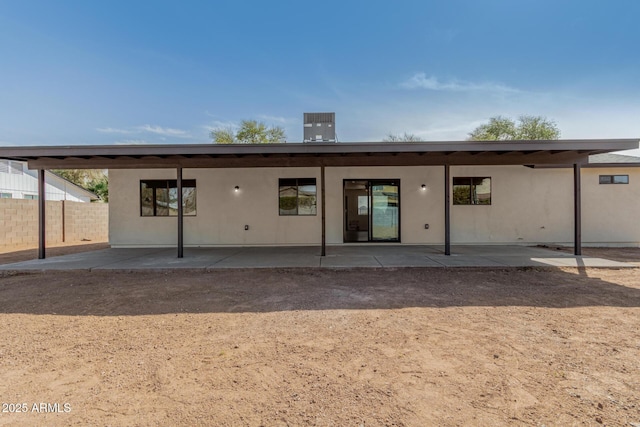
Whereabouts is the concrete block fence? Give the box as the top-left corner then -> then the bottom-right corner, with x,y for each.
0,199 -> 108,249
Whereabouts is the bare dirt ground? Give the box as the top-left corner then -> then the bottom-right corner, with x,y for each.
0,267 -> 639,426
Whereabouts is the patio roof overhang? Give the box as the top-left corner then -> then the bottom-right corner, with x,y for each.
2,138 -> 638,261
0,139 -> 637,169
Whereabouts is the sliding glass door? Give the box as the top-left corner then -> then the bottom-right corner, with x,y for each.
343,180 -> 399,242
370,182 -> 399,241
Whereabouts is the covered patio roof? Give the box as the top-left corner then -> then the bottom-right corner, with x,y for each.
0,139 -> 637,169
1,138 -> 637,261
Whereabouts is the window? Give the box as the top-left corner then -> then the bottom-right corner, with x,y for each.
24,194 -> 38,200
10,162 -> 23,174
599,175 -> 629,184
1,193 -> 12,198
279,178 -> 317,215
140,180 -> 197,217
0,160 -> 24,175
453,177 -> 491,205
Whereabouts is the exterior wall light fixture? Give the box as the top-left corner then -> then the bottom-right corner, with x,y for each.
234,186 -> 240,192
421,184 -> 427,190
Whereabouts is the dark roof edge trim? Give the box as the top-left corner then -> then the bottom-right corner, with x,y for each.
0,138 -> 637,159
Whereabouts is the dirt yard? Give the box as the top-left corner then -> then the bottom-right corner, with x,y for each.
0,267 -> 639,426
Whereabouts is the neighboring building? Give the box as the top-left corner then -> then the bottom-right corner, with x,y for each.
0,160 -> 98,202
1,138 -> 638,256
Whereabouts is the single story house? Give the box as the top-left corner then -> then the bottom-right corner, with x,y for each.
0,138 -> 638,259
0,159 -> 98,202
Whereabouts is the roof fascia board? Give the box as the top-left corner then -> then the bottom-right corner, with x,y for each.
530,162 -> 640,169
1,139 -> 636,169
0,138 -> 638,158
26,151 -> 593,170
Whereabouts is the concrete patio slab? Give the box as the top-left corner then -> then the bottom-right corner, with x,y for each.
481,256 -> 574,267
0,248 -> 167,270
320,255 -> 383,268
427,255 -> 506,267
375,255 -> 445,268
329,245 -> 442,256
0,245 -> 635,271
93,248 -> 242,270
534,257 -> 632,268
212,254 -> 321,268
446,245 -> 573,257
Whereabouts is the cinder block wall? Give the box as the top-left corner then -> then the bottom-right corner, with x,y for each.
64,201 -> 109,242
0,199 -> 108,249
46,200 -> 63,244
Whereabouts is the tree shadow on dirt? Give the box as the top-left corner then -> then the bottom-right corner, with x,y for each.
0,267 -> 639,316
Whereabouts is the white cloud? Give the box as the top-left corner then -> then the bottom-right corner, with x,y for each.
208,120 -> 238,130
97,125 -> 193,139
342,81 -> 640,146
257,114 -> 295,124
96,127 -> 135,134
137,124 -> 191,138
401,73 -> 521,94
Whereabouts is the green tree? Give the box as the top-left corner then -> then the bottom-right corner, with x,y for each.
210,127 -> 235,144
87,176 -> 109,202
210,120 -> 286,144
468,115 -> 560,141
52,169 -> 109,202
383,132 -> 421,142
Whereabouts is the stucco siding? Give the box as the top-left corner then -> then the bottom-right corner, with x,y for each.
582,167 -> 640,245
450,166 -> 574,244
109,165 -> 640,247
110,168 -> 323,247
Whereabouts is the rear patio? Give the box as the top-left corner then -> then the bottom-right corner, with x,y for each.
0,245 -> 633,271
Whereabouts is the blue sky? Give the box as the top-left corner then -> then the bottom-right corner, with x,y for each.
1,0 -> 639,153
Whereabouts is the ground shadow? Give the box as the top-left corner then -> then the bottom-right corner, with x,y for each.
0,267 -> 639,316
0,242 -> 110,265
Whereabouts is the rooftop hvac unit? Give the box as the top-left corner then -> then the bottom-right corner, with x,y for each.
303,112 -> 336,142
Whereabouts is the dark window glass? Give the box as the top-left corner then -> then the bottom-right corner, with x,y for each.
613,175 -> 629,184
599,175 -> 629,185
599,175 -> 612,184
279,178 -> 317,215
140,182 -> 154,215
183,187 -> 197,215
140,180 -> 197,216
453,177 -> 491,205
453,181 -> 471,205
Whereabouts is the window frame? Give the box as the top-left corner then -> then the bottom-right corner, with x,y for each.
452,177 -> 492,205
140,179 -> 197,217
278,178 -> 317,216
599,175 -> 629,185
